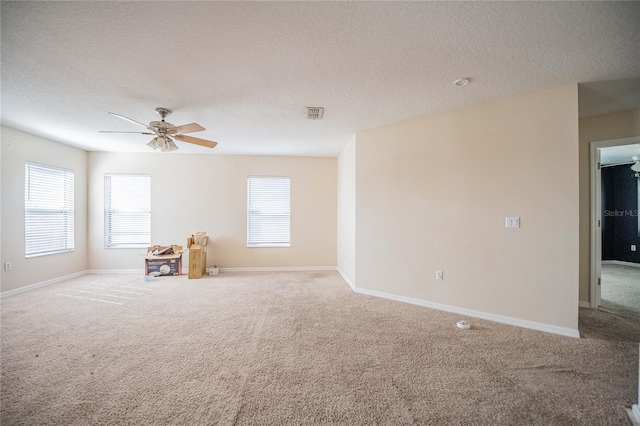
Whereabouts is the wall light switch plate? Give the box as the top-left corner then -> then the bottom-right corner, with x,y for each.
435,270 -> 443,280
632,245 -> 637,252
4,262 -> 11,271
505,217 -> 520,228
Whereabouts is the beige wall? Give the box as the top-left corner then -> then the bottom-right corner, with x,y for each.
355,85 -> 580,331
578,108 -> 640,302
337,136 -> 356,285
88,152 -> 337,270
1,127 -> 89,292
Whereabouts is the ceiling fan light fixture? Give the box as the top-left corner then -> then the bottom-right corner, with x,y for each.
147,138 -> 160,150
147,136 -> 178,152
165,139 -> 179,152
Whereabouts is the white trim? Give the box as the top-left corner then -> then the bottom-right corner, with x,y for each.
579,301 -> 591,309
88,269 -> 144,274
353,286 -> 580,338
590,141 -> 602,309
1,270 -> 88,298
337,267 -> 355,290
628,405 -> 640,426
220,266 -> 336,272
633,343 -> 640,426
590,136 -> 640,310
602,260 -> 640,268
247,244 -> 290,248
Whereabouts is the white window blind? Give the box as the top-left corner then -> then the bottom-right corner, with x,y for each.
247,176 -> 290,247
104,174 -> 151,248
25,163 -> 75,257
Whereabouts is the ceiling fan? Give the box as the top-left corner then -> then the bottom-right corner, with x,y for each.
100,108 -> 218,152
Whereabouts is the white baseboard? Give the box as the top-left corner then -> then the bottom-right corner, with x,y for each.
353,286 -> 580,339
602,260 -> 640,268
337,267 -> 355,290
628,405 -> 640,426
220,266 -> 336,272
1,270 -> 88,298
579,301 -> 591,308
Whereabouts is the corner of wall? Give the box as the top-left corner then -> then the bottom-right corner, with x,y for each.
1,126 -> 89,293
337,136 -> 357,287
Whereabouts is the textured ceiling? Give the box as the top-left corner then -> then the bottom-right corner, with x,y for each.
579,78 -> 640,119
2,1 -> 639,156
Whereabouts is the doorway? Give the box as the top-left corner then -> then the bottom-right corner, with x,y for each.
590,136 -> 640,320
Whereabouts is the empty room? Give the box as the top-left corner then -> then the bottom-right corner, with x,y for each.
2,2 -> 639,425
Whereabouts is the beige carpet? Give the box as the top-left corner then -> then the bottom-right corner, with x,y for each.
601,263 -> 640,322
1,271 -> 638,425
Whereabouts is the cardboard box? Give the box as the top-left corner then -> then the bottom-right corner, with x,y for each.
194,231 -> 207,245
188,244 -> 203,279
187,234 -> 209,279
147,245 -> 182,256
145,245 -> 183,276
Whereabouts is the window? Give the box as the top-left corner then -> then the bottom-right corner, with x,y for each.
25,162 -> 74,257
247,176 -> 290,247
104,174 -> 151,248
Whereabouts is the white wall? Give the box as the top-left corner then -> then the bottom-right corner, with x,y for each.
88,152 -> 337,270
1,127 -> 89,292
337,136 -> 356,287
355,85 -> 580,332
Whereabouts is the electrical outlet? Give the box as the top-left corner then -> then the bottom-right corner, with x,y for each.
4,262 -> 11,272
632,245 -> 637,252
436,270 -> 443,281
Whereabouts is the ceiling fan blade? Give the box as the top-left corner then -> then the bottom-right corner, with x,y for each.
108,112 -> 153,131
99,131 -> 155,135
171,123 -> 205,135
174,134 -> 218,149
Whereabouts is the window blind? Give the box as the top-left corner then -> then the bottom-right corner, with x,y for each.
25,162 -> 75,257
247,176 -> 290,247
104,174 -> 151,248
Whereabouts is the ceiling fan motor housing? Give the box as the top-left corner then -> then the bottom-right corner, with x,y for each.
149,121 -> 175,132
155,107 -> 172,118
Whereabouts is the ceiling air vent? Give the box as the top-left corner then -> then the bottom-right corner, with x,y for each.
306,107 -> 324,120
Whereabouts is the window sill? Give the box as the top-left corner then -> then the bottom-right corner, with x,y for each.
26,249 -> 74,258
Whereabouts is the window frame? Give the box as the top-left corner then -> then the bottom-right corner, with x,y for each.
24,162 -> 75,258
104,173 -> 151,249
247,175 -> 291,248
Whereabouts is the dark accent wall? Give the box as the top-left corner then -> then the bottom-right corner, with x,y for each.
601,165 -> 640,263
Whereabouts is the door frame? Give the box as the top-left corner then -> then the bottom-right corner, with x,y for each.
590,136 -> 640,308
